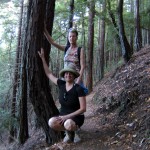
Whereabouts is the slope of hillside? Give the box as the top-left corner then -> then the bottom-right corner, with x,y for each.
61,46 -> 150,150
60,46 -> 150,150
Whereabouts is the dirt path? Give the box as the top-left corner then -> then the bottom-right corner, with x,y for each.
64,93 -> 108,150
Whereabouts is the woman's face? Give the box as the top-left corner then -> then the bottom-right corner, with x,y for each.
68,32 -> 77,44
64,72 -> 75,82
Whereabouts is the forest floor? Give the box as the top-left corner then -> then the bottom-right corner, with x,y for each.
0,46 -> 150,150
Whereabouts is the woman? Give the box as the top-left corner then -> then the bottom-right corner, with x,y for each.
44,27 -> 85,85
38,48 -> 86,143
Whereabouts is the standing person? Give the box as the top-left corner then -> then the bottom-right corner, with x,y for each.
38,48 -> 86,143
44,27 -> 88,94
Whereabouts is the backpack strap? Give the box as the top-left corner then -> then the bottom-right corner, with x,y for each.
77,47 -> 82,66
64,45 -> 70,55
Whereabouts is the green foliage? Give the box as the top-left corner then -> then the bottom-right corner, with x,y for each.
0,109 -> 10,132
0,0 -> 19,133
0,108 -> 18,133
140,1 -> 150,29
0,0 -> 11,4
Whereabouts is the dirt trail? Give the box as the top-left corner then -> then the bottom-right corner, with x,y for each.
64,93 -> 108,150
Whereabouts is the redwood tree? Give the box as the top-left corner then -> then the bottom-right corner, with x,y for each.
19,0 -> 60,144
98,0 -> 106,80
86,0 -> 95,92
134,0 -> 142,51
117,0 -> 132,62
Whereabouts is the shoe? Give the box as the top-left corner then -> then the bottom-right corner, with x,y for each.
63,131 -> 75,143
74,131 -> 81,143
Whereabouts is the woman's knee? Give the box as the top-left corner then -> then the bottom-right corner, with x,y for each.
48,117 -> 57,128
48,117 -> 64,131
64,119 -> 76,131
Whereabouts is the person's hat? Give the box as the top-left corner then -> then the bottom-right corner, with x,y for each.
59,64 -> 80,78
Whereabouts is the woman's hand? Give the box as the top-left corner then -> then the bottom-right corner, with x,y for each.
56,116 -> 68,125
38,48 -> 45,59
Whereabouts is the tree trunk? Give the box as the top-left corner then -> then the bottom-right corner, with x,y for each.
44,0 -> 56,55
68,0 -> 74,29
134,0 -> 142,51
98,0 -> 106,80
9,0 -> 24,143
19,58 -> 28,144
80,9 -> 86,85
107,0 -> 121,46
148,29 -> 150,45
19,0 -> 60,145
129,0 -> 134,53
18,0 -> 33,144
66,0 -> 74,46
86,0 -> 95,93
117,0 -> 132,63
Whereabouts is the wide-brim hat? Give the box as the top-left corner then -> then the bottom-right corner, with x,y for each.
59,65 -> 80,78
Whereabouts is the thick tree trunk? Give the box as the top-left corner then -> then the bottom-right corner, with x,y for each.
129,0 -> 134,53
86,0 -> 95,93
117,0 -> 132,63
28,0 -> 60,144
19,0 -> 60,145
134,0 -> 142,51
19,58 -> 28,144
81,10 -> 87,85
44,0 -> 56,79
18,0 -> 33,143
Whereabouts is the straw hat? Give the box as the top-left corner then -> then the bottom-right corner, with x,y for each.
59,64 -> 80,78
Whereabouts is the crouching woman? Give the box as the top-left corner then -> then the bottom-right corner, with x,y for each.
38,48 -> 86,143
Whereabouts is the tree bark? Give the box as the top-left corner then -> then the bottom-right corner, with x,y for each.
134,0 -> 142,51
98,0 -> 106,80
19,0 -> 60,144
117,0 -> 132,63
19,58 -> 28,144
68,0 -> 74,29
66,0 -> 74,46
86,0 -> 95,92
107,0 -> 121,46
129,0 -> 134,53
9,0 -> 24,143
18,0 -> 33,144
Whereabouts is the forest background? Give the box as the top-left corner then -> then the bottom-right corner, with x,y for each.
0,0 -> 150,147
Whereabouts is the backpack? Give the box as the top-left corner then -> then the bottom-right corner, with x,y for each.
64,46 -> 82,67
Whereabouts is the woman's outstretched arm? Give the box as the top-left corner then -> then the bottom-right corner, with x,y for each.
38,48 -> 58,85
44,27 -> 65,51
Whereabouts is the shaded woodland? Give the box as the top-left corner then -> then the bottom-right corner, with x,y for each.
0,0 -> 149,149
